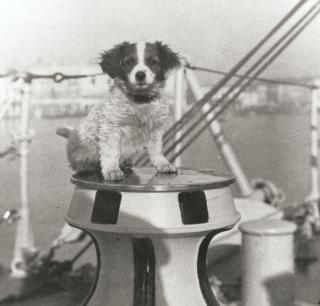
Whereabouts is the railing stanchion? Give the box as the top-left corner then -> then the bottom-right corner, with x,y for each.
306,79 -> 320,231
185,68 -> 253,197
10,76 -> 37,278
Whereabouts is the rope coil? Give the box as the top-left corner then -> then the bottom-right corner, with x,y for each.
251,178 -> 286,207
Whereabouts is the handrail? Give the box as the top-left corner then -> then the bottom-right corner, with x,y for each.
8,71 -> 105,83
188,65 -> 319,90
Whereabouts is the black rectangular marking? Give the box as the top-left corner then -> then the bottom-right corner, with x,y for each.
91,190 -> 121,224
178,191 -> 208,224
132,238 -> 155,306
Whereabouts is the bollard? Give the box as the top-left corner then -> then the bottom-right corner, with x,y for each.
66,168 -> 240,306
240,219 -> 297,306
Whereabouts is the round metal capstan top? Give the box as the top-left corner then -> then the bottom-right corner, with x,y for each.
71,168 -> 235,192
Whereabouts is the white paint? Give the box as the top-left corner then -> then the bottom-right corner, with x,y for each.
240,220 -> 296,306
136,42 -> 145,66
66,182 -> 239,305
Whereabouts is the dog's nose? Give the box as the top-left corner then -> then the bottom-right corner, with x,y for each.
135,71 -> 146,81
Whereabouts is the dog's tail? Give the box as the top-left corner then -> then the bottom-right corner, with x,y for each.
56,126 -> 75,139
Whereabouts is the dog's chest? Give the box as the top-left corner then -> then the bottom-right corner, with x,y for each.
119,111 -> 152,142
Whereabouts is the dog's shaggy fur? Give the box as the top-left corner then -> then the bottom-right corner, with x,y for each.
58,41 -> 180,181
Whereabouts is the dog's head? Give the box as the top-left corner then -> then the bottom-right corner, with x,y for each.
99,41 -> 180,101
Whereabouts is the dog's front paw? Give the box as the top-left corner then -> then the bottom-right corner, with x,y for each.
102,168 -> 124,181
156,163 -> 177,173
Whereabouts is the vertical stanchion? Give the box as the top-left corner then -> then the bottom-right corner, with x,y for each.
173,63 -> 186,168
185,68 -> 253,197
240,219 -> 296,306
306,80 -> 320,231
10,76 -> 37,278
0,83 -> 14,121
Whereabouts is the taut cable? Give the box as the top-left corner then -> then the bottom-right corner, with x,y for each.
167,5 -> 320,162
161,0 -> 311,144
162,0 -> 320,158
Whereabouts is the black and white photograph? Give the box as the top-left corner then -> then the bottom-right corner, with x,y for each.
0,1 -> 320,305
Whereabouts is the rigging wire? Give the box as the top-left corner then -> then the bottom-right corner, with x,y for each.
167,5 -> 320,163
134,0 -> 314,166
136,0 -> 320,165
163,0 -> 320,148
159,0 -> 312,144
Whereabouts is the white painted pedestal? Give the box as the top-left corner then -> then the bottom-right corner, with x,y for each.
66,168 -> 240,306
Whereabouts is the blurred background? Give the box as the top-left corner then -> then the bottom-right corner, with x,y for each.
0,0 -> 319,78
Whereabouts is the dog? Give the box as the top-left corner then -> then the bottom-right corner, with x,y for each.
57,41 -> 181,181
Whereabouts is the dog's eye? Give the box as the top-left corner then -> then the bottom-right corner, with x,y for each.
149,58 -> 159,66
123,59 -> 135,67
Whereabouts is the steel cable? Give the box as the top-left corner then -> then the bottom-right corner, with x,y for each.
163,0 -> 320,150
136,0 -> 319,166
167,5 -> 320,163
160,0 -> 311,144
135,0 -> 313,166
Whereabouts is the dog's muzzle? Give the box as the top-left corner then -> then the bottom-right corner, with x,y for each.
135,71 -> 146,82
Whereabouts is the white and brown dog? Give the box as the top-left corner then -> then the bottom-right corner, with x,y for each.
57,41 -> 180,181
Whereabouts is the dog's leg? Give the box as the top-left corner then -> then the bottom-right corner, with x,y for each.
99,133 -> 124,181
119,158 -> 133,174
147,128 -> 177,173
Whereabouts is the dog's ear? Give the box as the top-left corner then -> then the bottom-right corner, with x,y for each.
156,41 -> 181,75
99,42 -> 129,78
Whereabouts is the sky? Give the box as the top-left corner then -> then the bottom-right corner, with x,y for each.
0,0 -> 319,79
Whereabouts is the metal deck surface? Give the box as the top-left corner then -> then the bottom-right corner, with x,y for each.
71,167 -> 235,192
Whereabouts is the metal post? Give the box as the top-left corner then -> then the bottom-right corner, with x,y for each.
240,219 -> 296,306
185,68 -> 253,197
305,80 -> 320,231
173,64 -> 186,168
0,83 -> 15,121
10,76 -> 37,278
